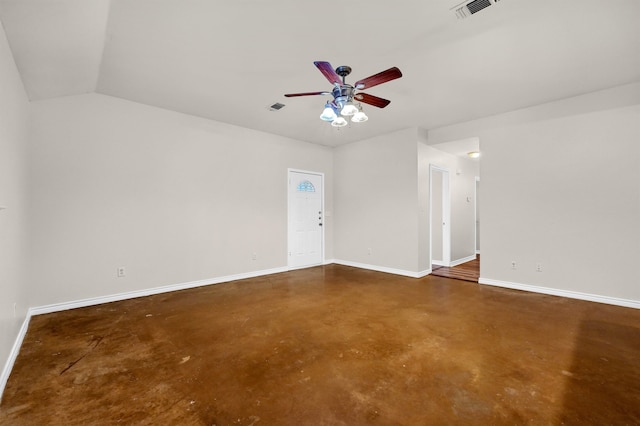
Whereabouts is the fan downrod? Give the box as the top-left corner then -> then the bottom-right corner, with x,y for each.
335,66 -> 352,78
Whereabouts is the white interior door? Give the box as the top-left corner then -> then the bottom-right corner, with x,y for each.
288,170 -> 323,269
430,165 -> 451,267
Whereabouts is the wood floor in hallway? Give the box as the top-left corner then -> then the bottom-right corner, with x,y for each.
1,265 -> 639,425
431,255 -> 480,283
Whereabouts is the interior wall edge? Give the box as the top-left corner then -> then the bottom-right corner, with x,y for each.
479,277 -> 640,310
0,314 -> 31,404
449,254 -> 477,268
333,259 -> 431,279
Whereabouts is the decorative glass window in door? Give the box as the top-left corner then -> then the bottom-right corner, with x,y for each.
296,180 -> 316,192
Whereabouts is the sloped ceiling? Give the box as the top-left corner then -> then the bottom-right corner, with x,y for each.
1,0 -> 639,146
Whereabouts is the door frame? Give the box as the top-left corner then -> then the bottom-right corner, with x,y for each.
287,168 -> 325,270
430,164 -> 451,267
475,176 -> 480,254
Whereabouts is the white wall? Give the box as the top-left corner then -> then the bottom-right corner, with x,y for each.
0,22 -> 30,387
333,127 -> 477,275
27,93 -> 333,307
334,128 -> 420,273
428,83 -> 640,303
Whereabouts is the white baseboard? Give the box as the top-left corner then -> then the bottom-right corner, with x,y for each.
0,315 -> 31,403
416,269 -> 432,278
450,254 -> 477,267
479,277 -> 640,309
432,254 -> 476,268
333,259 -> 430,278
476,250 -> 481,254
29,267 -> 289,316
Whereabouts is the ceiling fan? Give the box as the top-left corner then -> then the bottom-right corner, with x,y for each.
284,61 -> 403,127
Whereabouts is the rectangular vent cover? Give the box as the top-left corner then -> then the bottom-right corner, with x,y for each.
452,0 -> 501,19
269,102 -> 286,111
467,0 -> 492,14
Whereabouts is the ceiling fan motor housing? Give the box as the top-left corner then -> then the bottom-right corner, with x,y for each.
332,85 -> 354,107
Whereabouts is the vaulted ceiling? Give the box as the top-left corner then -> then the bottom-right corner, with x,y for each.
1,0 -> 639,146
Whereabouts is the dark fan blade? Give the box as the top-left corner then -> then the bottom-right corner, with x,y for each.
354,67 -> 402,90
284,91 -> 330,97
354,92 -> 391,108
314,61 -> 342,85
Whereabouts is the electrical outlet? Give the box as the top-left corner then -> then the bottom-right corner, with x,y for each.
367,248 -> 372,255
511,261 -> 517,270
536,263 -> 543,272
117,267 -> 126,277
252,253 -> 257,261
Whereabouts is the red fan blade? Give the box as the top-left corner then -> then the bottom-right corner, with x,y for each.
354,92 -> 391,108
354,67 -> 402,90
314,61 -> 342,85
284,91 -> 330,97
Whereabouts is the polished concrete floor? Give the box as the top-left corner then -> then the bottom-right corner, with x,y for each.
1,265 -> 639,425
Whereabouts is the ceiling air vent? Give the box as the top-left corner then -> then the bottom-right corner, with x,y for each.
268,102 -> 286,111
452,0 -> 501,19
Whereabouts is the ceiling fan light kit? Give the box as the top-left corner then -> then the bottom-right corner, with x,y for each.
341,102 -> 358,116
351,107 -> 368,123
331,117 -> 348,127
285,61 -> 402,128
320,103 -> 338,121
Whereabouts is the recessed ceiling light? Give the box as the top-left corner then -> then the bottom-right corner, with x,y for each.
468,151 -> 480,158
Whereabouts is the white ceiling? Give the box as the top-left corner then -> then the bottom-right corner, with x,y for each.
1,0 -> 639,147
432,137 -> 480,161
